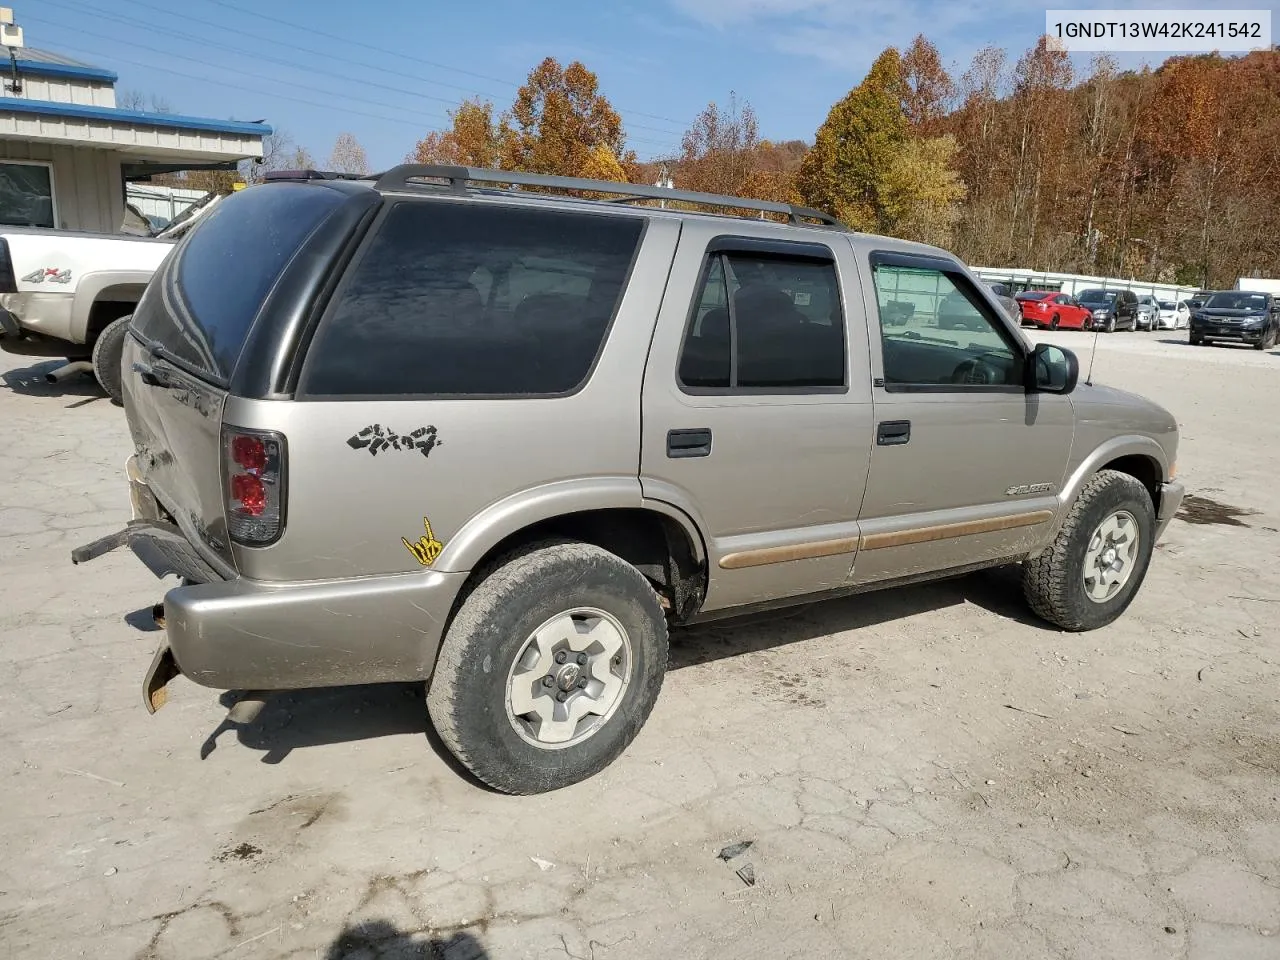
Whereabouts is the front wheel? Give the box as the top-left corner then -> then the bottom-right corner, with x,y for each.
1106,316 -> 1116,333
1050,314 -> 1060,330
427,542 -> 668,794
1022,470 -> 1155,631
91,314 -> 131,405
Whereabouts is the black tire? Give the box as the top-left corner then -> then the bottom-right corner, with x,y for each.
1190,334 -> 1203,346
1022,470 -> 1156,631
1106,316 -> 1116,333
91,314 -> 131,405
1050,314 -> 1060,330
427,542 -> 668,794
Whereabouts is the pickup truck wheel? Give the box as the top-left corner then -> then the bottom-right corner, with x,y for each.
1022,470 -> 1155,631
427,542 -> 668,794
91,314 -> 131,405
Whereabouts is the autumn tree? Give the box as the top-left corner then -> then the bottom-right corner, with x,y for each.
797,48 -> 909,230
676,93 -> 761,196
881,134 -> 966,246
411,98 -> 502,167
499,58 -> 631,178
1007,37 -> 1073,264
328,132 -> 370,175
901,35 -> 954,133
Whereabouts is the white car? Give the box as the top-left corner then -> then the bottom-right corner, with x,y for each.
1156,299 -> 1190,330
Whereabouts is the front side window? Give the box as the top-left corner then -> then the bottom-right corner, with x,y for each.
302,202 -> 643,397
677,247 -> 846,392
0,161 -> 55,228
871,261 -> 1022,389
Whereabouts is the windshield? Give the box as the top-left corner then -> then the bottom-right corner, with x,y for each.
1204,292 -> 1268,311
1078,290 -> 1116,303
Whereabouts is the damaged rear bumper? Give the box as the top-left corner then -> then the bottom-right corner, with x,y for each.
161,569 -> 466,690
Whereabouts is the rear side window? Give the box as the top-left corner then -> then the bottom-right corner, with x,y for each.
300,202 -> 644,397
134,183 -> 346,381
677,247 -> 845,392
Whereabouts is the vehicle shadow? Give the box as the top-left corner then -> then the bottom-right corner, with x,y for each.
669,564 -> 1043,669
323,920 -> 488,959
199,567 -> 1044,769
1,358 -> 105,405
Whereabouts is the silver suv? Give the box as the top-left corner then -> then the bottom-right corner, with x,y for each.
75,166 -> 1184,794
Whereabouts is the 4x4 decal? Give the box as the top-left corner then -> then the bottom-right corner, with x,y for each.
21,267 -> 72,284
347,424 -> 441,458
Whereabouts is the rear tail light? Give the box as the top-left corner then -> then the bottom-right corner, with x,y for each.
222,426 -> 286,545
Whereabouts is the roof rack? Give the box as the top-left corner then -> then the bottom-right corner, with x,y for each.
370,164 -> 842,227
262,169 -> 371,182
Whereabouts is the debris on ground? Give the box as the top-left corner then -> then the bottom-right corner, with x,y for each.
735,863 -> 756,887
531,857 -> 555,872
717,841 -> 753,861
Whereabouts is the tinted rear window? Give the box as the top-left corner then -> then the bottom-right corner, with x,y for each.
134,183 -> 346,380
300,201 -> 643,397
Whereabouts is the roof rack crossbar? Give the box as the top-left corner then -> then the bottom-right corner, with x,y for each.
370,164 -> 842,227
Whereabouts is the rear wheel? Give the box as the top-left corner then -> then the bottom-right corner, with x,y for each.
90,314 -> 131,405
427,542 -> 668,794
1023,470 -> 1155,631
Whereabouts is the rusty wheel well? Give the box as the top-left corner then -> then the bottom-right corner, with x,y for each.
1100,454 -> 1161,502
460,508 -> 707,623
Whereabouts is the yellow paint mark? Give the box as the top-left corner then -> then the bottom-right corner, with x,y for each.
403,517 -> 444,567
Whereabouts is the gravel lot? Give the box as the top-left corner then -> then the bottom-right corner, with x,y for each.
2,331 -> 1278,960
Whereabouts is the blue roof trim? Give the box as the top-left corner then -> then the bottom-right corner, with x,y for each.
15,59 -> 119,83
0,97 -> 273,137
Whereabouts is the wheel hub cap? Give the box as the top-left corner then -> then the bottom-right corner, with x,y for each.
505,608 -> 633,749
1082,510 -> 1140,604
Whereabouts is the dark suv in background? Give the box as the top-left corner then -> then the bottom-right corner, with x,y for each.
1076,288 -> 1139,332
1190,290 -> 1279,349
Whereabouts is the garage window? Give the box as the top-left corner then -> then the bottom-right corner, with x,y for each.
0,161 -> 56,228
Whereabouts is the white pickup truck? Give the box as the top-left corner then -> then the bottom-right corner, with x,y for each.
0,194 -> 220,403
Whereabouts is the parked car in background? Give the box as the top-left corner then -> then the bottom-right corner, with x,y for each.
1189,290 -> 1279,349
71,164 -> 1183,795
1015,291 -> 1093,330
1135,296 -> 1160,331
1155,299 -> 1190,330
986,282 -> 1021,322
1077,288 -> 1139,332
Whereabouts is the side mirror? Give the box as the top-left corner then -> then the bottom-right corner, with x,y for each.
1029,342 -> 1078,394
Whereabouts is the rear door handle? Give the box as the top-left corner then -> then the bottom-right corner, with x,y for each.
667,428 -> 712,458
877,420 -> 911,446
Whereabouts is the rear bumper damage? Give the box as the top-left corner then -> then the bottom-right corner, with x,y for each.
75,520 -> 465,699
161,569 -> 466,691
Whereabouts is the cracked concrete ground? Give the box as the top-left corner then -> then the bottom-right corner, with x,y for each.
1,332 -> 1278,960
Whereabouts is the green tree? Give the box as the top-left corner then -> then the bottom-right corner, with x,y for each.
796,48 -> 908,230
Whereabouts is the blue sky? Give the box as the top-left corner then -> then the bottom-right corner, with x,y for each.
24,0 -> 1222,169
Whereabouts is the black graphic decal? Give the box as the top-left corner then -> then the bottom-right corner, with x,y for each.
347,424 -> 441,459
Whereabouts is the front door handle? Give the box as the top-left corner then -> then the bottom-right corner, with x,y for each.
877,420 -> 911,446
667,428 -> 712,459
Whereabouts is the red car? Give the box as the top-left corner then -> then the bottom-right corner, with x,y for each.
1015,291 -> 1093,330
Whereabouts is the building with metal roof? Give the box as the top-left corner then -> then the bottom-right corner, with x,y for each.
0,8 -> 270,233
